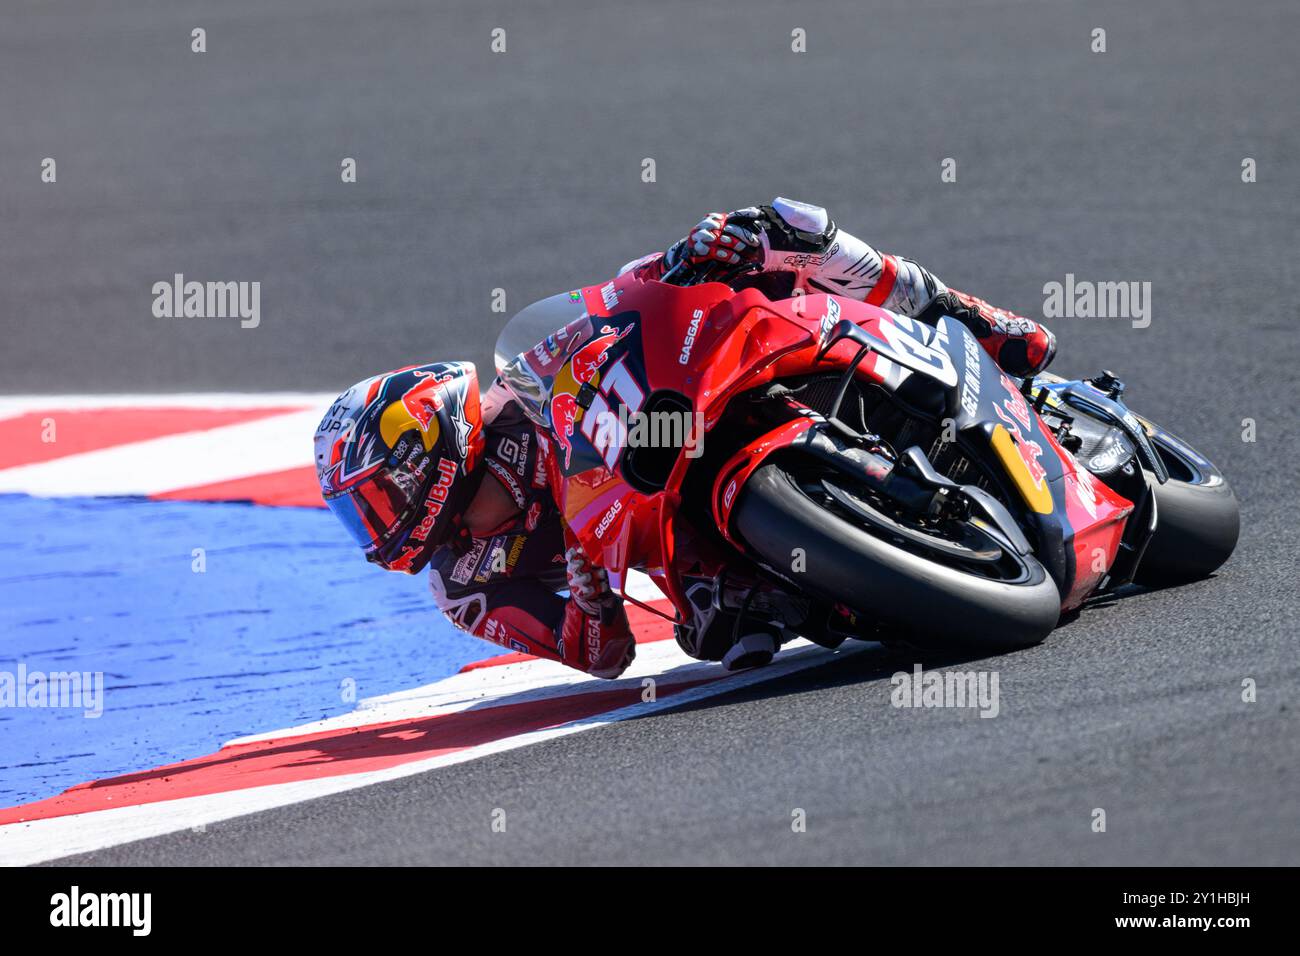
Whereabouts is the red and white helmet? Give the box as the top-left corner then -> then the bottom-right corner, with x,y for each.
315,362 -> 485,573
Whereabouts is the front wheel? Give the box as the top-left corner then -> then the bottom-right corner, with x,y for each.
731,463 -> 1061,651
1133,425 -> 1240,587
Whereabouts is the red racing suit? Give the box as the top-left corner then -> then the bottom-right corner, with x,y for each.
427,395 -> 636,678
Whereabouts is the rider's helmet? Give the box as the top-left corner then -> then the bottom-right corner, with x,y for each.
314,362 -> 485,574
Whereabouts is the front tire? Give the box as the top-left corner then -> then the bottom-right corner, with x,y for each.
731,464 -> 1061,651
1134,428 -> 1240,586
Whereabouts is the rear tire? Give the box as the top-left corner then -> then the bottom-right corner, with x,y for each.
732,464 -> 1061,651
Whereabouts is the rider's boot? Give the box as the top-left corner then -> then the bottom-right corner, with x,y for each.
721,632 -> 779,672
676,579 -> 789,669
914,290 -> 1056,378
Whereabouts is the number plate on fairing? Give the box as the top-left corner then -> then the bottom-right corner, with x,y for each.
867,314 -> 959,388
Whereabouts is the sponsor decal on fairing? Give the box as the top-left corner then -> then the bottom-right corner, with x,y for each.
959,331 -> 983,417
594,499 -> 623,540
679,309 -> 704,365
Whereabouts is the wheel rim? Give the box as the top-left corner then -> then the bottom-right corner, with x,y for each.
790,466 -> 1040,586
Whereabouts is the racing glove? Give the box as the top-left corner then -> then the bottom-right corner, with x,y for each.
562,546 -> 635,678
659,199 -> 840,281
664,210 -> 766,270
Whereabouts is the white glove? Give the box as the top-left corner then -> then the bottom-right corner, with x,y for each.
677,210 -> 765,266
565,546 -> 612,616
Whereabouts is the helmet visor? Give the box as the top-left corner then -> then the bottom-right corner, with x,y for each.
323,461 -> 427,553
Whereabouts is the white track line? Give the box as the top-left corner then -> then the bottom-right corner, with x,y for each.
0,640 -> 872,866
0,409 -> 326,497
0,393 -> 339,420
230,614 -> 705,746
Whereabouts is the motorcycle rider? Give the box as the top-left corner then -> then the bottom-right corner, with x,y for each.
315,198 -> 1057,679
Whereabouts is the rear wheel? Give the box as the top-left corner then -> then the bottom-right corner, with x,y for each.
731,462 -> 1061,651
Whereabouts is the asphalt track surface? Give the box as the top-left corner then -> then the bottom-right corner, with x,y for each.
4,0 -> 1298,864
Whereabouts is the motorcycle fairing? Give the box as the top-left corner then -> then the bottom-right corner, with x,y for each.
581,278 -> 962,430
710,416 -> 819,541
503,271 -> 1135,616
934,318 -> 1134,608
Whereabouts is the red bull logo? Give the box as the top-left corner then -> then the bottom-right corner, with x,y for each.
993,402 -> 1049,490
999,373 -> 1033,431
380,369 -> 458,452
551,391 -> 582,469
569,324 -> 632,385
404,369 -> 456,427
1020,437 -> 1048,489
409,458 -> 459,542
385,544 -> 424,574
403,391 -> 439,431
992,374 -> 1048,489
550,324 -> 633,469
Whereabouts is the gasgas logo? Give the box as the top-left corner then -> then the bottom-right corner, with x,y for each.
679,309 -> 705,365
594,499 -> 623,539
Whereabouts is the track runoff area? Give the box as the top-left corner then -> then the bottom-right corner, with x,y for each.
0,393 -> 883,863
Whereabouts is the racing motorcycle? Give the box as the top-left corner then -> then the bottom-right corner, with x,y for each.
495,265 -> 1239,652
